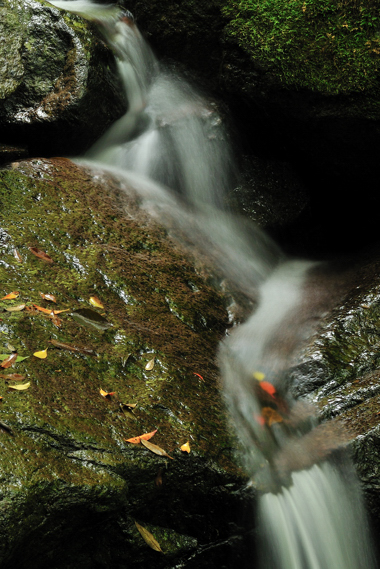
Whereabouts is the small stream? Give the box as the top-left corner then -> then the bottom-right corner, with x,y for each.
49,2 -> 377,567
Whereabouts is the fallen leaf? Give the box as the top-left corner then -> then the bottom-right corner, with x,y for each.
33,349 -> 48,359
39,292 -> 57,303
180,441 -> 191,453
145,357 -> 155,371
135,521 -> 163,553
28,247 -> 53,263
0,374 -> 26,381
32,304 -> 54,315
141,439 -> 173,459
52,309 -> 70,315
261,407 -> 283,427
51,315 -> 62,328
125,429 -> 158,444
13,249 -> 22,263
0,421 -> 13,435
8,382 -> 30,391
193,372 -> 204,381
120,402 -> 137,410
89,296 -> 104,309
260,381 -> 276,397
1,291 -> 19,300
0,354 -> 28,363
0,353 -> 17,368
4,304 -> 26,312
71,308 -> 112,331
253,371 -> 266,381
6,343 -> 16,352
100,388 -> 116,398
48,339 -> 97,356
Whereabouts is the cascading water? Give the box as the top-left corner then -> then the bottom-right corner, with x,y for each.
49,2 -> 376,568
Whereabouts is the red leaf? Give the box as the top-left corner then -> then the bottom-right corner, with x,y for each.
193,373 -> 204,381
259,381 -> 276,397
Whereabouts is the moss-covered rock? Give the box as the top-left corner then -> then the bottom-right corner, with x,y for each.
0,157 -> 254,568
0,0 -> 126,157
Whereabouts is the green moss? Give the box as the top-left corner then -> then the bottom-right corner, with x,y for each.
222,0 -> 380,94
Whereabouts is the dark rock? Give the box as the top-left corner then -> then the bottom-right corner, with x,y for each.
0,0 -> 126,158
0,157 -> 254,568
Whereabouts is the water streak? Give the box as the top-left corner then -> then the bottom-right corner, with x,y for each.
49,2 -> 376,568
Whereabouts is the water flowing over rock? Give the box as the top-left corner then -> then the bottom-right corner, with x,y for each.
0,0 -> 126,157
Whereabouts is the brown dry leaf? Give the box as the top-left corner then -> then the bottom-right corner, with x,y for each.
1,291 -> 19,300
145,357 -> 155,371
135,521 -> 163,553
50,315 -> 63,328
48,339 -> 97,356
13,249 -> 22,263
4,304 -> 26,312
39,292 -> 57,303
1,353 -> 17,369
8,382 -> 30,391
261,407 -> 283,427
141,439 -> 173,459
0,374 -> 26,381
28,247 -> 53,263
89,296 -> 104,309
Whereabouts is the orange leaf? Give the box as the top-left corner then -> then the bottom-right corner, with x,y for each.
260,381 -> 276,397
32,304 -> 54,315
99,388 -> 116,398
39,292 -> 57,303
1,353 -> 18,369
261,407 -> 283,427
1,291 -> 19,300
28,247 -> 53,263
125,429 -> 158,444
53,309 -> 70,315
180,441 -> 191,453
193,373 -> 204,381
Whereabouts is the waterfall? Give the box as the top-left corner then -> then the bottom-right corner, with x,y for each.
49,2 -> 376,568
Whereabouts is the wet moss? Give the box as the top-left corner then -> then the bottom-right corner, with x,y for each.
0,158 -> 250,567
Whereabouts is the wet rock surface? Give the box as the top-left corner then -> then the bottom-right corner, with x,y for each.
0,0 -> 126,157
0,158 -> 254,568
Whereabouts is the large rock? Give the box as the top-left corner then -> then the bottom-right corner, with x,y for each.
0,158 -> 254,568
0,0 -> 126,157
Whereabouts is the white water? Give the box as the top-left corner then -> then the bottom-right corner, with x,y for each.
49,2 -> 376,568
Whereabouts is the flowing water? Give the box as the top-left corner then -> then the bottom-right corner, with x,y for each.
49,2 -> 376,567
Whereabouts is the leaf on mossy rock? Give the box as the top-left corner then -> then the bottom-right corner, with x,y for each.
89,296 -> 104,309
135,521 -> 163,553
261,407 -> 283,427
8,382 -> 30,391
125,429 -> 157,444
0,374 -> 26,381
71,308 -> 112,331
0,353 -> 17,368
100,388 -> 116,398
13,249 -> 22,263
1,291 -> 19,300
180,441 -> 191,453
28,247 -> 53,263
141,439 -> 173,459
33,349 -> 48,359
4,304 -> 26,312
145,357 -> 155,370
39,292 -> 57,303
32,304 -> 54,315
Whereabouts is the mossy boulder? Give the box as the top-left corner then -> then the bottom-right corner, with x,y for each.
0,158 -> 254,568
0,0 -> 126,158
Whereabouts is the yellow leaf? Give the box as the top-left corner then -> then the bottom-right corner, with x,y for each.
180,441 -> 191,453
253,371 -> 265,381
89,296 -> 104,309
1,291 -> 19,300
8,382 -> 30,391
135,521 -> 163,553
33,349 -> 48,359
145,357 -> 155,371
